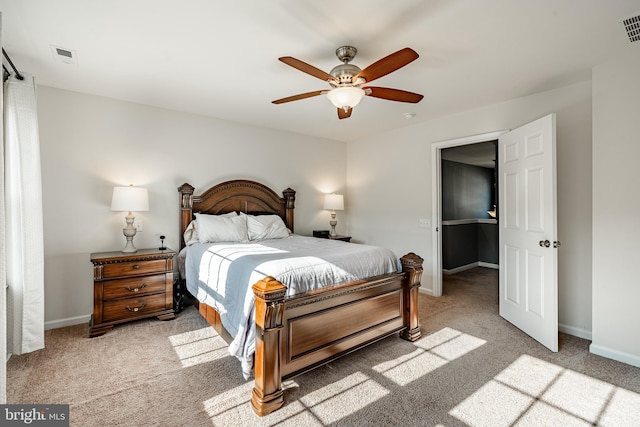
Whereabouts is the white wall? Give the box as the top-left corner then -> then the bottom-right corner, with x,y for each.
347,81 -> 593,338
37,86 -> 346,328
591,53 -> 640,367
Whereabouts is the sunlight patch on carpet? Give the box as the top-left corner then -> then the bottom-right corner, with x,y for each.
428,332 -> 486,361
414,327 -> 486,361
201,372 -> 388,425
517,400 -> 592,427
414,327 -> 463,349
450,354 -> 640,426
373,327 -> 486,386
542,369 -> 614,423
300,372 -> 389,424
168,327 -> 229,367
600,388 -> 640,425
373,348 -> 448,386
450,380 -> 533,427
495,354 -> 563,396
205,392 -> 325,427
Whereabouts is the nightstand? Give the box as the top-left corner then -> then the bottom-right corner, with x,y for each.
89,248 -> 176,337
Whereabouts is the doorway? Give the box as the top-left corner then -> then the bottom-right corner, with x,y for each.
431,131 -> 506,297
440,141 -> 498,282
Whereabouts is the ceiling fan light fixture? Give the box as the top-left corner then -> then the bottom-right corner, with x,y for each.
327,87 -> 365,110
273,47 -> 422,119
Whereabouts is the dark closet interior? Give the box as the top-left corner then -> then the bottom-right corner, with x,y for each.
441,141 -> 498,272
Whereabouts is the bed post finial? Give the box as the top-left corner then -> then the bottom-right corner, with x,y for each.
399,252 -> 423,341
178,183 -> 194,208
251,276 -> 287,416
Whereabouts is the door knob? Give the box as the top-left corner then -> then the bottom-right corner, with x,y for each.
539,240 -> 550,248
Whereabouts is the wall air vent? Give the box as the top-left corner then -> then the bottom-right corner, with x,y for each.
621,13 -> 640,43
50,45 -> 78,65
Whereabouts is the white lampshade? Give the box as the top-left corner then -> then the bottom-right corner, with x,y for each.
323,194 -> 344,211
326,87 -> 365,110
111,186 -> 149,212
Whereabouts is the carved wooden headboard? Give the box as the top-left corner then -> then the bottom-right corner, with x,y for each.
178,179 -> 296,250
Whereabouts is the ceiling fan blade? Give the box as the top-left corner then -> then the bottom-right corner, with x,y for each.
272,90 -> 325,104
279,57 -> 336,82
354,48 -> 419,83
364,86 -> 424,103
338,107 -> 352,119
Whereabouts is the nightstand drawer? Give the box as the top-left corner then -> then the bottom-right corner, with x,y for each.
102,259 -> 167,278
103,274 -> 166,300
102,294 -> 167,322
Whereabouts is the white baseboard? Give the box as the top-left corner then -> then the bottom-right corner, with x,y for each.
558,323 -> 592,340
418,287 -> 434,296
478,262 -> 499,270
45,314 -> 91,331
589,343 -> 640,368
443,262 -> 499,275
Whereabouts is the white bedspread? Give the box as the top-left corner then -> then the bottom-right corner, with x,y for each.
183,235 -> 399,377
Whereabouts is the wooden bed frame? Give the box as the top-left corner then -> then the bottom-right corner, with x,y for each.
178,179 -> 423,416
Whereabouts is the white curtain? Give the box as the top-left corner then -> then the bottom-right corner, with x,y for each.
2,72 -> 44,360
0,14 -> 6,403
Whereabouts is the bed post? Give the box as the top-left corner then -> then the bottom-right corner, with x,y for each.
282,187 -> 296,233
178,183 -> 195,250
251,276 -> 287,416
399,252 -> 423,341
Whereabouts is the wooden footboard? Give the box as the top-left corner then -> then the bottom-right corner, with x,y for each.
251,252 -> 423,416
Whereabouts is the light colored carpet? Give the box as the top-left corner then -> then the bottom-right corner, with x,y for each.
7,267 -> 640,426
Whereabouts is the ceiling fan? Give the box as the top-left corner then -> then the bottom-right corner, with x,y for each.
272,46 -> 424,119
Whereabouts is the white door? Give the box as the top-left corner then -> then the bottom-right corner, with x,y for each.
499,114 -> 558,352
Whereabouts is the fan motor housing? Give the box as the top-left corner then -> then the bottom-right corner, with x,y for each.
330,63 -> 362,85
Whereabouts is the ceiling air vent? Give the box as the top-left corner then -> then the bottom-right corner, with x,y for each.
621,13 -> 640,43
50,45 -> 78,65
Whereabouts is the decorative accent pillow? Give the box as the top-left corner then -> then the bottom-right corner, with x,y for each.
183,220 -> 200,246
190,212 -> 247,244
242,213 -> 290,241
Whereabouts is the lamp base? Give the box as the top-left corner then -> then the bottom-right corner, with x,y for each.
121,229 -> 138,253
121,242 -> 138,253
122,213 -> 138,253
329,211 -> 338,237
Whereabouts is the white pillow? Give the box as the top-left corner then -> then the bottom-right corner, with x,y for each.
194,212 -> 247,243
183,212 -> 238,246
243,213 -> 290,241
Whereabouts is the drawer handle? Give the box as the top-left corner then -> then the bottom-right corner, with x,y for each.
132,264 -> 140,270
125,303 -> 147,313
125,283 -> 147,293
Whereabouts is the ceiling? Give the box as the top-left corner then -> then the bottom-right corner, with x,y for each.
1,1 -> 638,142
